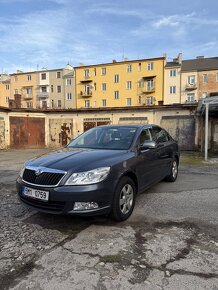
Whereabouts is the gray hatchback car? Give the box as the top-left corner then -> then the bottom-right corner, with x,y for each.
17,124 -> 179,221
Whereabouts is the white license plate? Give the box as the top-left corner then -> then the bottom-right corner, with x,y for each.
22,186 -> 49,201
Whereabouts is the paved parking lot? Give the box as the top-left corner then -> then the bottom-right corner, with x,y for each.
0,149 -> 218,290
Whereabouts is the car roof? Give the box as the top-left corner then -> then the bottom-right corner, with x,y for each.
95,124 -> 156,129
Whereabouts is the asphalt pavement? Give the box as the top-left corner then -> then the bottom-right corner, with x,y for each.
0,149 -> 218,290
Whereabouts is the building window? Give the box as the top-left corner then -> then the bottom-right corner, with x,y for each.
51,85 -> 53,93
26,88 -> 32,95
114,91 -> 119,99
6,96 -> 9,103
58,100 -> 62,108
66,93 -> 72,100
126,81 -> 132,90
6,84 -> 10,90
101,68 -> 106,75
102,83 -> 106,91
147,62 -> 154,70
56,71 -> 61,78
85,100 -> 90,108
14,76 -> 18,82
93,83 -> 96,91
114,74 -> 119,83
138,63 -> 141,71
127,64 -> 132,73
27,102 -> 33,108
14,89 -> 18,94
51,100 -> 54,108
102,99 -> 106,107
41,73 -> 46,80
187,93 -> 195,102
203,74 -> 208,83
188,75 -> 195,84
42,100 -> 47,108
202,92 -> 207,98
138,95 -> 141,104
41,86 -> 47,92
94,68 -> 96,76
170,69 -> 176,77
66,79 -> 72,85
84,84 -> 91,95
84,69 -> 90,78
216,73 -> 218,82
147,79 -> 154,91
146,96 -> 154,105
57,85 -> 61,93
27,75 -> 31,81
127,98 -> 132,106
170,86 -> 176,94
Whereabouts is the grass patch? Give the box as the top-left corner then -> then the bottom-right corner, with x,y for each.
180,152 -> 218,166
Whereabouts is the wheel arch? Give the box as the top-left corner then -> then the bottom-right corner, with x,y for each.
120,171 -> 138,194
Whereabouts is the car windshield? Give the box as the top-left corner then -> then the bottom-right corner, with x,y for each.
67,126 -> 137,150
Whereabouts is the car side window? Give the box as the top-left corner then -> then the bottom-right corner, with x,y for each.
151,127 -> 169,143
139,129 -> 152,145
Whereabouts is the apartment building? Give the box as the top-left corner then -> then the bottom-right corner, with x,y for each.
75,57 -> 165,109
181,57 -> 218,103
164,54 -> 182,105
8,64 -> 74,109
10,70 -> 38,108
0,74 -> 11,107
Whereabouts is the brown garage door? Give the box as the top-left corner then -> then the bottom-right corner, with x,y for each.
83,118 -> 111,132
10,116 -> 45,148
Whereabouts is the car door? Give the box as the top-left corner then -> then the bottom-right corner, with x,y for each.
135,128 -> 161,192
150,126 -> 173,179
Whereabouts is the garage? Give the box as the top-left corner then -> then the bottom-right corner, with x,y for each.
10,116 -> 45,148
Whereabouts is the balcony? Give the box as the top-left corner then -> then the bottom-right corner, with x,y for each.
37,92 -> 49,99
23,94 -> 33,100
185,83 -> 197,90
79,91 -> 92,97
140,86 -> 156,93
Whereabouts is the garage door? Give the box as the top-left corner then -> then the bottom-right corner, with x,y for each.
10,116 -> 45,148
161,116 -> 195,151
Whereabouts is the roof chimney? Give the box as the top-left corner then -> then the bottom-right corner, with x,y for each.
112,59 -> 116,63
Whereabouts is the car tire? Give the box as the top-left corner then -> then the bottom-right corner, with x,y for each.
110,177 -> 136,222
165,158 -> 178,182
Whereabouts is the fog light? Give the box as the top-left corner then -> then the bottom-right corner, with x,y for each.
73,202 -> 99,211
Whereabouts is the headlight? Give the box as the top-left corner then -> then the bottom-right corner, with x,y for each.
65,167 -> 110,185
19,167 -> 25,178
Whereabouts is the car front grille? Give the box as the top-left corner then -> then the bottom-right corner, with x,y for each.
23,168 -> 65,186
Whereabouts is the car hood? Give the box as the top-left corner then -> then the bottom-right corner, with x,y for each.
26,147 -> 130,172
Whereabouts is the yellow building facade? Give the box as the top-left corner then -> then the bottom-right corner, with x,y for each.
75,57 -> 165,109
0,74 -> 11,107
10,71 -> 38,108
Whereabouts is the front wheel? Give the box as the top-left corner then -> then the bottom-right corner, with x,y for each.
165,158 -> 178,182
110,177 -> 136,222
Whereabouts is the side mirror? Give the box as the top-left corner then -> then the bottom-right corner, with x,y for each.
140,140 -> 157,150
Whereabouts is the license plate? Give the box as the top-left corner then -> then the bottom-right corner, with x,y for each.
22,186 -> 49,201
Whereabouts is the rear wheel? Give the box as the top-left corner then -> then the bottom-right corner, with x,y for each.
165,158 -> 178,182
110,177 -> 136,222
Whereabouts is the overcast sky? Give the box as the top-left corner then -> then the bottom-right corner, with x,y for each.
0,0 -> 218,73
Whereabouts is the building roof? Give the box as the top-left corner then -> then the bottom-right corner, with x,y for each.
74,56 -> 165,69
165,61 -> 181,68
181,57 -> 218,72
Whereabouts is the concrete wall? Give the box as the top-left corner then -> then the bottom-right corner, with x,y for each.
1,106 -> 211,151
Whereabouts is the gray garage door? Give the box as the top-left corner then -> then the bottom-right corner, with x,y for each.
161,115 -> 195,151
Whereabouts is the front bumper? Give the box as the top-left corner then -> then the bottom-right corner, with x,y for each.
16,178 -> 115,216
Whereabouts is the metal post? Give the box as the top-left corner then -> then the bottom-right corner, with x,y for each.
204,103 -> 209,160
